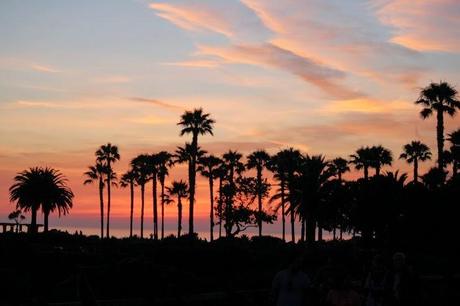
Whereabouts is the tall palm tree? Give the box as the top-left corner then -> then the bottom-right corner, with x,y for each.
328,157 -> 350,181
178,108 -> 215,235
167,180 -> 188,237
120,170 -> 137,238
415,81 -> 460,169
269,148 -> 301,242
157,151 -> 173,239
399,141 -> 432,183
246,150 -> 271,237
10,167 -> 74,233
370,145 -> 393,176
96,143 -> 120,238
198,155 -> 222,241
294,155 -> 332,243
131,154 -> 151,238
83,162 -> 106,238
39,168 -> 74,232
148,153 -> 160,240
447,129 -> 460,177
350,147 -> 373,180
215,161 -> 227,239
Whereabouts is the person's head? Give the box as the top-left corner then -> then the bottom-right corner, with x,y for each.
392,252 -> 406,271
289,256 -> 304,273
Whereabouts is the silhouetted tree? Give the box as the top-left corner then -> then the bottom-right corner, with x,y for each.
9,167 -> 73,233
422,167 -> 447,190
120,170 -> 137,238
221,150 -> 245,237
167,180 -> 188,237
399,141 -> 432,183
350,147 -> 373,180
294,155 -> 332,243
447,129 -> 460,177
83,162 -> 106,238
178,108 -> 215,235
148,154 -> 160,240
246,149 -> 271,237
415,81 -> 460,169
131,154 -> 151,238
96,143 -> 120,238
8,210 -> 25,233
328,157 -> 350,181
370,145 -> 393,176
198,154 -> 222,241
157,151 -> 173,239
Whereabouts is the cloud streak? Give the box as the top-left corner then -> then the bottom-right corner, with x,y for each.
129,97 -> 183,111
198,43 -> 362,99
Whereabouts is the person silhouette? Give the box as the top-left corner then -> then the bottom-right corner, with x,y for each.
272,256 -> 311,306
364,255 -> 387,306
385,252 -> 420,306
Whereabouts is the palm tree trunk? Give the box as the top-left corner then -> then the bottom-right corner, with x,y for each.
437,110 -> 445,169
106,161 -> 111,238
340,228 -> 343,240
141,184 -> 145,239
178,197 -> 182,237
257,169 -> 263,237
152,175 -> 158,240
189,133 -> 198,235
44,211 -> 49,232
376,166 -> 380,176
281,182 -> 286,242
99,178 -> 104,239
364,166 -> 369,180
413,158 -> 419,183
161,181 -> 165,239
333,227 -> 336,240
129,181 -> 134,238
209,176 -> 214,242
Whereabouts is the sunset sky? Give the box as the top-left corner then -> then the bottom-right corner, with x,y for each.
1,0 -> 460,237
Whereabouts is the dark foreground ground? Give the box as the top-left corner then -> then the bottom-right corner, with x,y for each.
0,231 -> 458,306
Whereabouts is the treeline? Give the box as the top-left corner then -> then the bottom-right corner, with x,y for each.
8,82 -> 460,245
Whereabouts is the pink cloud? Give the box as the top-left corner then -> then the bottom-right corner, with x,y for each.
198,43 -> 362,99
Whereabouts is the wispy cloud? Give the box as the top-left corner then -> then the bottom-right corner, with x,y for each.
198,43 -> 362,99
129,97 -> 183,111
162,60 -> 221,69
31,64 -> 60,73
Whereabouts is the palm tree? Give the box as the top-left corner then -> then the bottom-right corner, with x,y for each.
415,81 -> 460,169
447,129 -> 460,176
131,154 -> 151,238
40,168 -> 74,232
328,157 -> 350,181
178,108 -> 215,235
157,151 -> 173,239
148,153 -> 160,240
167,180 -> 188,237
269,148 -> 301,242
9,167 -> 74,233
350,147 -> 373,180
246,150 -> 271,237
294,155 -> 332,243
96,143 -> 120,238
399,141 -> 432,183
370,145 -> 393,176
198,154 -> 222,241
83,162 -> 106,238
221,150 -> 245,237
120,170 -> 137,238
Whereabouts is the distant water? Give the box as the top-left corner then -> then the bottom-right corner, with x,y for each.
55,225 -> 350,241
